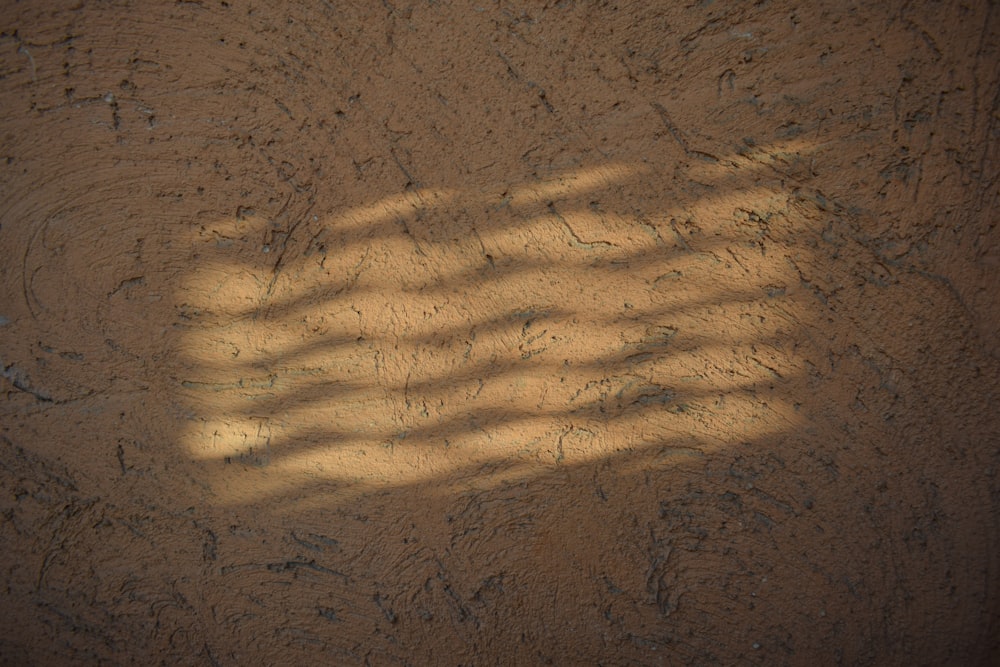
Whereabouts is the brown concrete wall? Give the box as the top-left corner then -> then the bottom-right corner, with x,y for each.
1,1 -> 998,664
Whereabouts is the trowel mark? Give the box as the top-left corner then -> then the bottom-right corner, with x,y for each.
1,360 -> 53,402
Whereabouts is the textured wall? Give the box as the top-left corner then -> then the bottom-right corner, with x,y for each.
1,1 -> 998,664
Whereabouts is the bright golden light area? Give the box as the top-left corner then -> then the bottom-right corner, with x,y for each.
175,149 -> 818,504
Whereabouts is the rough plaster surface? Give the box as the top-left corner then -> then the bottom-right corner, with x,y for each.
1,1 -> 998,664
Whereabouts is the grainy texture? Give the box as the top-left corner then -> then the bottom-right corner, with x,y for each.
1,1 -> 998,665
